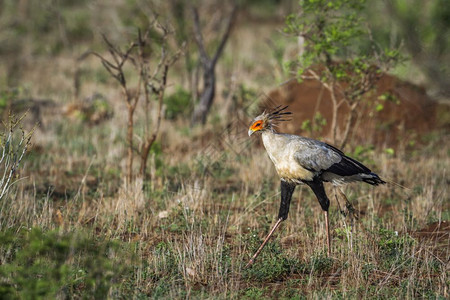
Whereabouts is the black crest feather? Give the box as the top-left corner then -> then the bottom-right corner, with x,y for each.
268,105 -> 292,122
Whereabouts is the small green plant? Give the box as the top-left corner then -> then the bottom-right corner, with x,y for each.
374,92 -> 400,113
384,148 -> 395,156
362,263 -> 375,281
301,112 -> 327,136
242,287 -> 268,299
164,87 -> 192,120
378,228 -> 415,259
0,88 -> 21,112
243,231 -> 301,282
307,252 -> 334,275
351,144 -> 375,165
378,92 -> 400,104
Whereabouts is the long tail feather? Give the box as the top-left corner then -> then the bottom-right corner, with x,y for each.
362,173 -> 386,186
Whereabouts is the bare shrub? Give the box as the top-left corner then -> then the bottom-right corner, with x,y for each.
90,18 -> 182,183
0,113 -> 34,229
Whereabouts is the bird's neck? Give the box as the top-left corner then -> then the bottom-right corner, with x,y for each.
261,130 -> 283,157
261,129 -> 276,142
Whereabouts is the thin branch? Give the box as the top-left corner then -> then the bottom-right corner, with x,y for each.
140,64 -> 169,177
150,65 -> 169,143
211,4 -> 238,65
306,69 -> 332,91
101,34 -> 121,66
192,7 -> 210,66
339,102 -> 358,149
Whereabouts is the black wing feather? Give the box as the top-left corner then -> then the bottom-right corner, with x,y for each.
326,154 -> 371,177
325,151 -> 385,186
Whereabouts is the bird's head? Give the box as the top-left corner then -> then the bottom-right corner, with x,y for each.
248,105 -> 292,136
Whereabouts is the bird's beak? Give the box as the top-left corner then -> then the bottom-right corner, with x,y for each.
248,128 -> 255,136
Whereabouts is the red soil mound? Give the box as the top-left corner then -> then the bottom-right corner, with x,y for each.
264,74 -> 444,148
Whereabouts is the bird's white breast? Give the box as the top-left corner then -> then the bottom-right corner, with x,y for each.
261,131 -> 314,183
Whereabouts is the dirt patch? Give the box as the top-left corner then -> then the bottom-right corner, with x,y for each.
412,221 -> 450,244
410,221 -> 450,262
264,74 -> 448,148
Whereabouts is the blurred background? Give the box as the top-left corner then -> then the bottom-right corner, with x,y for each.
1,0 -> 448,107
0,0 -> 448,146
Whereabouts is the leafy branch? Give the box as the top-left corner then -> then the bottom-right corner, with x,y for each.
285,0 -> 401,148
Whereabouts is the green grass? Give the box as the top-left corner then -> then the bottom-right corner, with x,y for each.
0,228 -> 134,299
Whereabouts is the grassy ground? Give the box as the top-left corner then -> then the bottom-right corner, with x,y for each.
1,93 -> 448,298
0,8 -> 449,299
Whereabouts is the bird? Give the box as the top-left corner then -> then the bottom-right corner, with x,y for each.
246,105 -> 385,267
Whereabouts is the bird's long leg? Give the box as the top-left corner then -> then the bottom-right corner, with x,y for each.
324,211 -> 331,256
305,179 -> 331,257
246,181 -> 295,268
245,217 -> 284,268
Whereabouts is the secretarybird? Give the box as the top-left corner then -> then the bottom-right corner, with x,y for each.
246,105 -> 385,267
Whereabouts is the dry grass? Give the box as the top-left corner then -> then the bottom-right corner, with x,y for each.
1,104 -> 448,298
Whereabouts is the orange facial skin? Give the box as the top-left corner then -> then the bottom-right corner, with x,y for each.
251,121 -> 263,130
248,120 -> 265,136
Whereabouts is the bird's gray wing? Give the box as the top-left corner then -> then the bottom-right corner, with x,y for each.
293,139 -> 342,172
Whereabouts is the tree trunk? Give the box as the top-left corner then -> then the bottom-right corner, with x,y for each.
191,67 -> 216,125
140,142 -> 150,180
127,107 -> 134,184
190,4 -> 237,126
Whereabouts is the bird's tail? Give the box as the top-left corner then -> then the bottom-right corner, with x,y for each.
362,172 -> 386,186
383,177 -> 411,191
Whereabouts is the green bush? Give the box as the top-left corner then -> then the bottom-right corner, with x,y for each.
378,228 -> 415,261
0,228 -> 133,299
164,87 -> 192,120
243,232 -> 303,282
